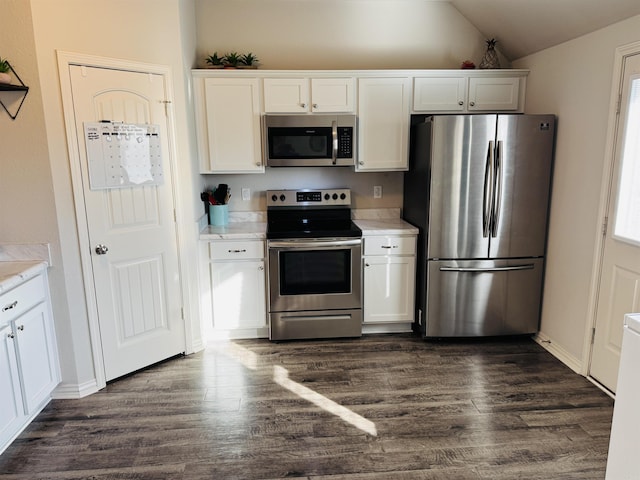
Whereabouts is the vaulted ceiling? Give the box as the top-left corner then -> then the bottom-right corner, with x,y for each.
449,0 -> 640,60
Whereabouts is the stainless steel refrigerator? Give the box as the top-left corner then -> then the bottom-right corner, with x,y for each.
403,114 -> 555,337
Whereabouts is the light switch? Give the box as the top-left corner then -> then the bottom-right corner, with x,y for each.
241,188 -> 250,201
373,185 -> 382,199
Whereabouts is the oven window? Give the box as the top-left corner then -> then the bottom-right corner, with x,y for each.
279,249 -> 351,295
269,127 -> 331,159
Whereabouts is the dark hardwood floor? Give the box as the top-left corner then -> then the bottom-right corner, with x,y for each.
0,335 -> 614,479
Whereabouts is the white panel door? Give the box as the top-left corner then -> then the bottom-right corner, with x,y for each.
590,53 -> 640,392
69,65 -> 184,381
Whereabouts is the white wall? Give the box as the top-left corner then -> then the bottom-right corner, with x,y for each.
513,14 -> 640,371
0,0 -> 80,387
195,0 -> 496,70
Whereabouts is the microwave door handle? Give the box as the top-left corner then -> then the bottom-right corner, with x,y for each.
331,120 -> 338,165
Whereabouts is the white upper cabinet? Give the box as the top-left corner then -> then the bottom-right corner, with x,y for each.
413,77 -> 467,112
192,69 -> 527,173
467,76 -> 520,111
357,77 -> 411,172
194,76 -> 264,174
413,71 -> 526,113
263,77 -> 355,113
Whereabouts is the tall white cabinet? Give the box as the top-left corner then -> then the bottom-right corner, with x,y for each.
357,77 -> 411,172
194,77 -> 264,173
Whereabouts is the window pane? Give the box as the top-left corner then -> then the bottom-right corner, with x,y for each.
614,76 -> 640,243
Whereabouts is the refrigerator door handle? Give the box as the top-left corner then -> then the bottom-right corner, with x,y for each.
491,140 -> 503,237
482,140 -> 494,238
440,264 -> 535,273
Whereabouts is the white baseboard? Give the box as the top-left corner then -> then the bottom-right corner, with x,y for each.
52,379 -> 100,399
362,323 -> 413,335
533,332 -> 583,374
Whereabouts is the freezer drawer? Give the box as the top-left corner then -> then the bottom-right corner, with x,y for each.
425,258 -> 544,337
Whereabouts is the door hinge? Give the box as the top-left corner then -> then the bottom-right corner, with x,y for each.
173,209 -> 177,223
616,94 -> 622,115
160,99 -> 172,116
591,327 -> 596,345
602,216 -> 608,236
181,307 -> 185,320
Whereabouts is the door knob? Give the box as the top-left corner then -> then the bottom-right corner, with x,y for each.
95,244 -> 109,255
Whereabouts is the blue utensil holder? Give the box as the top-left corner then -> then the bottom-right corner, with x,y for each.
209,204 -> 228,226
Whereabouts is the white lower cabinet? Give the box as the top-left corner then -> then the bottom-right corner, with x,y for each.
209,240 -> 268,338
0,269 -> 59,454
0,323 -> 23,451
363,235 -> 416,326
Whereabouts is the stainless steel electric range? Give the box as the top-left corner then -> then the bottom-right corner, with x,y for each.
266,188 -> 363,341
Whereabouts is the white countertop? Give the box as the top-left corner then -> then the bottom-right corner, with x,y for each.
0,261 -> 48,294
354,218 -> 419,236
198,214 -> 419,240
200,222 -> 267,240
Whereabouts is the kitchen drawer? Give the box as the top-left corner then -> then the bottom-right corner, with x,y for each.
0,275 -> 46,324
209,240 -> 265,261
364,236 -> 416,256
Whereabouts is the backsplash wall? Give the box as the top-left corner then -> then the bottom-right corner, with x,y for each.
202,168 -> 403,212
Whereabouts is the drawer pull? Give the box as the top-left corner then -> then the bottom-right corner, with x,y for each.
229,249 -> 247,253
2,301 -> 18,312
381,245 -> 398,249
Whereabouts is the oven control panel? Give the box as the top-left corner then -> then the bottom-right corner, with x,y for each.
267,188 -> 351,207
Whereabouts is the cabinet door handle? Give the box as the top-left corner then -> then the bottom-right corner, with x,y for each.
258,266 -> 264,271
228,249 -> 247,253
2,300 -> 18,312
365,263 -> 370,267
17,325 -> 24,331
469,101 -> 475,107
313,103 -> 318,109
300,103 -> 307,109
7,333 -> 14,339
458,101 -> 464,106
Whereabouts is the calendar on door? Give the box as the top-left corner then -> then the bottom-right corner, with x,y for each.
83,121 -> 164,189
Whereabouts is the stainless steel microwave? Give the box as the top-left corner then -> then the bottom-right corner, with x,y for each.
263,114 -> 357,167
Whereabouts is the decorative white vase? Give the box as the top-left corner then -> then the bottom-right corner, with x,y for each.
0,72 -> 11,84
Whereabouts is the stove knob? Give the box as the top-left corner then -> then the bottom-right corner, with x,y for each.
340,193 -> 346,200
332,193 -> 338,200
324,193 -> 330,200
280,194 -> 286,202
271,194 -> 278,202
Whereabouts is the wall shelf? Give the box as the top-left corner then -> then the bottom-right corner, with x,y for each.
0,62 -> 29,120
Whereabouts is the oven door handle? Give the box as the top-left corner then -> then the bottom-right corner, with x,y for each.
269,239 -> 361,249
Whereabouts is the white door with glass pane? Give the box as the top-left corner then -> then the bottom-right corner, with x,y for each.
590,53 -> 640,392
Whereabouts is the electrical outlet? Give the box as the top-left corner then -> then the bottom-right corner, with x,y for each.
373,185 -> 382,199
241,188 -> 250,201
